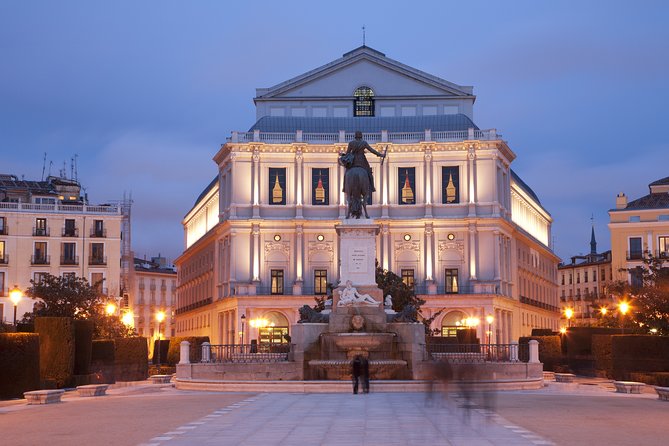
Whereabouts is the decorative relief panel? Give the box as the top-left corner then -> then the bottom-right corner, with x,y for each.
438,240 -> 465,261
394,240 -> 420,257
307,241 -> 334,261
264,241 -> 290,258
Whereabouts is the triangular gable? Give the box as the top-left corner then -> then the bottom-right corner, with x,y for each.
256,46 -> 474,99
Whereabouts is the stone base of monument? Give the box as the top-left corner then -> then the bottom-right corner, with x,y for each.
328,304 -> 387,333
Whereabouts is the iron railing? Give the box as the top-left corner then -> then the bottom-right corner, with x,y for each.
60,255 -> 79,265
89,256 -> 107,265
201,343 -> 290,363
90,228 -> 107,238
426,343 -> 528,363
414,284 -> 500,295
62,227 -> 79,237
0,254 -> 7,264
32,227 -> 50,237
31,254 -> 50,265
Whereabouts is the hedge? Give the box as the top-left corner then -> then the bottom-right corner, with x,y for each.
74,319 -> 94,375
456,329 -> 478,345
91,340 -> 116,383
0,333 -> 40,399
167,336 -> 210,365
592,335 -> 613,378
519,336 -> 563,371
115,337 -> 149,381
611,335 -> 669,380
35,317 -> 75,388
629,372 -> 669,387
152,339 -> 170,365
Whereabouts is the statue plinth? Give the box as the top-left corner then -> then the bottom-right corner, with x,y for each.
335,219 -> 379,287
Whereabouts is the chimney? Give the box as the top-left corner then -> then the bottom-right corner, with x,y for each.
616,192 -> 627,209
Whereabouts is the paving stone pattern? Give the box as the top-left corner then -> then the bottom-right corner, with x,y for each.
139,392 -> 553,446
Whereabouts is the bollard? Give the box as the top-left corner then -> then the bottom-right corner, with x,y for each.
510,341 -> 519,362
179,341 -> 191,365
529,339 -> 540,364
201,342 -> 211,363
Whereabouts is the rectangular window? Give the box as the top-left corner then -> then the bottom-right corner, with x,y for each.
569,273 -> 572,285
561,274 -> 565,285
401,269 -> 415,289
593,270 -> 597,281
629,237 -> 643,259
0,216 -> 6,235
0,271 -> 4,295
92,220 -> 105,237
398,167 -> 416,205
269,168 -> 287,205
576,272 -> 580,284
659,236 -> 669,258
91,272 -> 104,293
34,272 -> 48,284
90,243 -> 105,265
584,271 -> 588,283
314,269 -> 328,295
442,166 -> 460,204
35,218 -> 47,236
601,268 -> 606,281
63,219 -> 76,237
445,269 -> 459,294
631,267 -> 643,288
312,168 -> 329,205
63,272 -> 75,280
271,270 -> 284,295
0,241 -> 5,264
61,242 -> 77,265
33,242 -> 47,264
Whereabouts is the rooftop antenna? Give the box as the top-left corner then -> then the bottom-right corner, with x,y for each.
73,154 -> 79,182
362,25 -> 366,46
41,153 -> 47,181
70,157 -> 74,180
47,161 -> 53,178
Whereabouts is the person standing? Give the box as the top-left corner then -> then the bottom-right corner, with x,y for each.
361,356 -> 370,394
351,355 -> 362,394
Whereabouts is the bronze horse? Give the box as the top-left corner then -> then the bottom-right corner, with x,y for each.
342,166 -> 370,219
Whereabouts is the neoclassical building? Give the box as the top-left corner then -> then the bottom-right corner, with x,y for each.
175,46 -> 560,346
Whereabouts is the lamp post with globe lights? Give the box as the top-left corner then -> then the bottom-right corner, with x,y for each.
564,307 -> 574,328
155,310 -> 166,365
618,301 -> 630,334
9,285 -> 22,326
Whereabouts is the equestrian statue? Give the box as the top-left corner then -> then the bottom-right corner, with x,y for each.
339,130 -> 386,219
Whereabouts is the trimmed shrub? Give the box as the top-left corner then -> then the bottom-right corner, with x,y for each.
519,336 -> 563,370
34,317 -> 75,388
73,319 -> 94,375
531,329 -> 555,337
152,339 -> 170,365
611,335 -> 669,380
114,337 -> 149,381
0,333 -> 40,399
91,339 -> 116,383
564,327 -> 624,357
592,335 -> 613,378
166,336 -> 210,365
456,329 -> 478,345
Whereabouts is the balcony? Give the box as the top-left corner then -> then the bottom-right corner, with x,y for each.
89,256 -> 107,266
626,250 -> 644,261
0,226 -> 7,235
0,254 -> 8,264
62,227 -> 79,237
656,250 -> 669,259
60,255 -> 79,266
90,228 -> 106,238
519,295 -> 560,312
31,255 -> 50,265
0,202 -> 121,215
33,227 -> 50,237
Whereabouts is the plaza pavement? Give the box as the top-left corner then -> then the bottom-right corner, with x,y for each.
1,379 -> 668,445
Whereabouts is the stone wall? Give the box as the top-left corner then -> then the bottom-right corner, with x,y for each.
178,362 -> 301,381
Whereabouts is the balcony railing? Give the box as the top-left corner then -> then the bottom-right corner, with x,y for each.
31,255 -> 50,265
655,250 -> 669,259
89,256 -> 107,265
426,343 -> 529,363
62,227 -> 79,237
33,227 -> 50,237
626,250 -> 644,260
414,284 -> 500,295
0,254 -> 8,264
0,227 -> 7,235
60,255 -> 79,265
200,344 -> 290,364
519,296 -> 560,312
0,202 -> 121,214
226,128 -> 501,145
90,228 -> 106,238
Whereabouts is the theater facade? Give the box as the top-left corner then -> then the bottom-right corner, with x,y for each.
175,46 -> 559,347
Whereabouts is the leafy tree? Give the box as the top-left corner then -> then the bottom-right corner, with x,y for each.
23,273 -> 135,339
375,263 -> 424,312
609,253 -> 669,335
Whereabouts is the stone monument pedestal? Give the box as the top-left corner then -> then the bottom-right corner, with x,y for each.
335,219 -> 380,287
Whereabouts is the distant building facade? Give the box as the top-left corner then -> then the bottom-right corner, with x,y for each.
175,46 -> 560,346
131,256 -> 176,342
609,176 -> 669,285
558,227 -> 614,324
0,174 -> 130,323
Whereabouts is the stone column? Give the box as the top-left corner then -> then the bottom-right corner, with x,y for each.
252,225 -> 260,284
201,342 -> 211,363
467,145 -> 476,217
252,147 -> 260,217
294,224 -> 304,294
510,341 -> 519,362
424,148 -> 433,217
529,340 -> 540,364
468,224 -> 477,281
493,230 -> 501,281
179,341 -> 190,365
295,148 -> 303,218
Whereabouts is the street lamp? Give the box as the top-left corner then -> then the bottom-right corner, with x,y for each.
600,307 -> 608,316
105,302 -> 117,316
486,314 -> 494,345
564,308 -> 574,328
9,285 -> 22,326
155,310 -> 165,365
121,311 -> 134,327
240,314 -> 246,347
618,301 -> 630,334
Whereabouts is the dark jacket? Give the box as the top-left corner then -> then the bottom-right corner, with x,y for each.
345,138 -> 383,171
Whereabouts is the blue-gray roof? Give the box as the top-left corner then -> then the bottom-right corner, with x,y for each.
511,170 -> 542,205
249,114 -> 479,133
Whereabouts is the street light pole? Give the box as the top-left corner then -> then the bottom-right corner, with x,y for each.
155,310 -> 165,366
9,286 -> 23,326
240,314 -> 246,350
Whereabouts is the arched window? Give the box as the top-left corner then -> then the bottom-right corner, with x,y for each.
353,86 -> 374,117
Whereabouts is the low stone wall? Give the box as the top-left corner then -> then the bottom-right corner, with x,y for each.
178,362 -> 301,381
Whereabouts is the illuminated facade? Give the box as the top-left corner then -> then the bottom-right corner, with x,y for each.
175,46 -> 560,344
609,176 -> 669,284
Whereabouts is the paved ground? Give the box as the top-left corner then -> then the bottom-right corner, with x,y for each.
1,381 -> 668,446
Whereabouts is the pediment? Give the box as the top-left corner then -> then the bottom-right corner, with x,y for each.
256,46 -> 473,100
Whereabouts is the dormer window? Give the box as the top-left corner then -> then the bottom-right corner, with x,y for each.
353,86 -> 374,116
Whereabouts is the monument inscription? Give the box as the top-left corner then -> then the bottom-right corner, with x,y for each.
350,247 -> 368,273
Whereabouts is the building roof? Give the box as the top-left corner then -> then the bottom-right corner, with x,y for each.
185,175 -> 218,218
248,114 -> 479,133
623,192 -> 669,210
649,176 -> 669,186
510,170 -> 541,205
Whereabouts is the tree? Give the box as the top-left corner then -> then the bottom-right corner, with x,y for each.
609,253 -> 669,335
375,263 -> 424,312
23,273 -> 136,339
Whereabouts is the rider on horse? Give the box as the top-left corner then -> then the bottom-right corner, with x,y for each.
341,131 -> 386,193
